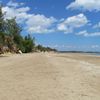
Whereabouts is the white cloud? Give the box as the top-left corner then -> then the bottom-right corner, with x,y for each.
3,7 -> 16,19
93,22 -> 100,29
26,15 -> 57,33
2,6 -> 31,24
7,1 -> 24,8
4,1 -> 98,36
43,44 -> 100,51
57,14 -> 88,33
16,7 -> 30,12
67,0 -> 100,11
76,30 -> 100,37
43,44 -> 77,49
3,1 -> 57,34
91,45 -> 100,48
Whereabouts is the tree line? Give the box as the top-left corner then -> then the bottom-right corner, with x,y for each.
0,6 -> 56,54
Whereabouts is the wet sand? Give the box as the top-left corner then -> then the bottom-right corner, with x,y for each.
0,53 -> 100,100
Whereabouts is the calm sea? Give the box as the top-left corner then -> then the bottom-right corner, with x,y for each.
59,51 -> 100,56
92,53 -> 100,56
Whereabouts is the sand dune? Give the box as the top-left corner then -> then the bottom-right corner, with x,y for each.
0,53 -> 100,100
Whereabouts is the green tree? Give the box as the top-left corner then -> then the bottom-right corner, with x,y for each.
0,6 -> 5,33
0,5 -> 6,53
6,18 -> 25,51
23,34 -> 35,53
0,5 -> 56,54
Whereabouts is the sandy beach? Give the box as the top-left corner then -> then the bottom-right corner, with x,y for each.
0,53 -> 100,100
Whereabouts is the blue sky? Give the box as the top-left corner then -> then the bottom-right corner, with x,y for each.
1,0 -> 100,51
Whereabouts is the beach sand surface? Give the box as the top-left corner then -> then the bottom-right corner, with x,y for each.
0,53 -> 100,100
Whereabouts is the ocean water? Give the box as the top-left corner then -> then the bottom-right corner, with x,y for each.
87,53 -> 100,56
94,53 -> 100,56
59,51 -> 100,56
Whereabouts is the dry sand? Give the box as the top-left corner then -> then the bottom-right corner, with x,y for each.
0,53 -> 100,100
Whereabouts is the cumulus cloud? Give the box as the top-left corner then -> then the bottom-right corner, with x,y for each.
4,1 -> 99,36
67,0 -> 100,11
3,1 -> 57,34
76,30 -> 100,37
26,15 -> 57,33
57,14 -> 88,33
2,6 -> 31,24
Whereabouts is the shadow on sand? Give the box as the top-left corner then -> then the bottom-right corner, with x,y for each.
0,55 -> 8,58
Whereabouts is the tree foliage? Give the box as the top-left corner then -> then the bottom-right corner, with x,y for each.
0,6 -> 35,53
23,34 -> 35,53
0,6 -> 56,54
36,45 -> 57,52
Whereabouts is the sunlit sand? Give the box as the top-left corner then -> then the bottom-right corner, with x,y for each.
0,53 -> 100,100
